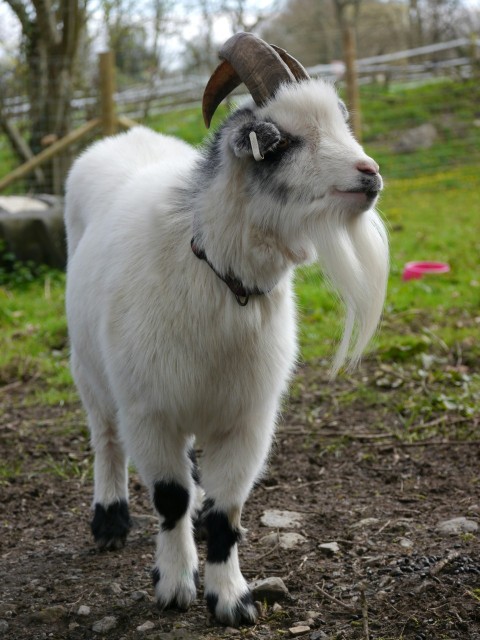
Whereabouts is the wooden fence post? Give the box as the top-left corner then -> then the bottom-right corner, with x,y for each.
99,51 -> 117,136
343,27 -> 362,142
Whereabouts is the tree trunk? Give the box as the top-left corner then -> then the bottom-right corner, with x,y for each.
27,36 -> 76,193
5,0 -> 87,195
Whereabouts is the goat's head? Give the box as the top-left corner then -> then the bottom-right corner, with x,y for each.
202,33 -> 389,374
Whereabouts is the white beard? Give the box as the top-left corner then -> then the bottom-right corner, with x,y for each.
311,206 -> 389,375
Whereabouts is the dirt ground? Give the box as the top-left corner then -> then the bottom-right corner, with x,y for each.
1,360 -> 479,640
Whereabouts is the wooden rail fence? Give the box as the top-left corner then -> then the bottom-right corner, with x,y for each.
0,51 -> 137,193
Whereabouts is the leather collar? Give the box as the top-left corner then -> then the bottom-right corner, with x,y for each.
191,238 -> 269,306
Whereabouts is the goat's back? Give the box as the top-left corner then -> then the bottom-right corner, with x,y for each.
64,126 -> 197,257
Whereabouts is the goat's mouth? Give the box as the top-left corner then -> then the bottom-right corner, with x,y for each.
333,188 -> 379,204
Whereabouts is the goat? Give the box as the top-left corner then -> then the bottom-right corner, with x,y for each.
65,32 -> 389,627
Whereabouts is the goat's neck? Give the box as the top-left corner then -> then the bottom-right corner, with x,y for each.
192,173 -> 311,293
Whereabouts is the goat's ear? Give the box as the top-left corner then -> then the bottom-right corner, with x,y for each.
229,121 -> 281,160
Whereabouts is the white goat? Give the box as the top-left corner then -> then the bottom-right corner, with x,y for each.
65,32 -> 389,627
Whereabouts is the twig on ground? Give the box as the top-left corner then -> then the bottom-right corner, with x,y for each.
430,550 -> 461,576
314,583 -> 354,611
359,585 -> 370,640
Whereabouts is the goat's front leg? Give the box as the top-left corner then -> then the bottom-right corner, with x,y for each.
201,417 -> 275,627
121,418 -> 199,610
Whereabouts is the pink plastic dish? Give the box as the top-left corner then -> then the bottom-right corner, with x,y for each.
402,261 -> 450,281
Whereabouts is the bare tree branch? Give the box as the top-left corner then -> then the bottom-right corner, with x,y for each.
4,0 -> 31,30
31,0 -> 61,45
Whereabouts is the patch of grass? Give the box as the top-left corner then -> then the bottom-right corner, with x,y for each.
0,273 -> 73,405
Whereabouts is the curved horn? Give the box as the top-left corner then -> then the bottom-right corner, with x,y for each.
202,32 -> 296,128
271,45 -> 310,82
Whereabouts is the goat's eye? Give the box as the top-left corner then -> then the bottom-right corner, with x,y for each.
275,138 -> 290,151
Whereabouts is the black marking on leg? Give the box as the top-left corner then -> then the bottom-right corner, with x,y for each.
206,590 -> 257,626
206,593 -> 218,617
153,480 -> 189,531
193,569 -> 200,589
235,590 -> 256,623
152,567 -> 161,587
91,499 -> 131,550
205,508 -> 241,563
188,448 -> 201,485
193,496 -> 213,541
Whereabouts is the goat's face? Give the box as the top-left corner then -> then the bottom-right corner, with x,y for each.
220,80 -> 389,372
227,80 -> 382,218
203,33 -> 389,373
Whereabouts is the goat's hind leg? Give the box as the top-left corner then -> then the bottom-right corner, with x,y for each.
72,352 -> 131,550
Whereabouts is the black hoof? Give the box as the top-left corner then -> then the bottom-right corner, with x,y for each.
206,590 -> 258,627
91,500 -> 131,550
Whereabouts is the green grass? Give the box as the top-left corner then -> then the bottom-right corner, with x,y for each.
0,272 -> 73,402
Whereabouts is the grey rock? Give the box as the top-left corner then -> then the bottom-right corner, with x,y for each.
437,517 -> 478,535
110,582 -> 122,595
260,509 -> 304,529
77,605 -> 91,616
250,576 -> 289,604
0,196 -> 65,268
0,196 -> 49,213
136,620 -> 155,632
394,123 -> 437,153
92,616 -> 118,633
289,625 -> 310,637
0,620 -> 9,635
351,517 -> 380,529
398,537 -> 414,549
261,531 -> 307,549
310,632 -> 329,640
318,542 -> 340,555
130,590 -> 149,601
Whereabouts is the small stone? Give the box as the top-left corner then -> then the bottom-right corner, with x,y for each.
130,590 -> 148,601
272,602 -> 283,613
260,509 -> 304,529
250,577 -> 289,604
110,582 -> 123,595
92,616 -> 118,633
0,620 -> 9,634
77,605 -> 91,616
351,518 -> 380,529
289,625 -> 310,637
136,620 -> 155,632
261,531 -> 307,549
310,632 -> 328,640
69,622 -> 80,631
437,517 -> 478,536
318,542 -> 340,556
398,537 -> 414,549
224,628 -> 241,635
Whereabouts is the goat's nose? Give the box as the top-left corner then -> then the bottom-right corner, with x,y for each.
356,159 -> 379,175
